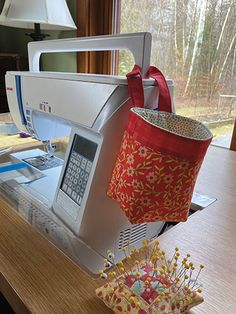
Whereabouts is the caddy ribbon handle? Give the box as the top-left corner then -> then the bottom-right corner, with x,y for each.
146,66 -> 172,113
126,65 -> 144,108
126,65 -> 172,112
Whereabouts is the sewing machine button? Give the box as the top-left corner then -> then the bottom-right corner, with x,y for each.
72,191 -> 77,200
76,195 -> 81,205
73,179 -> 77,184
68,181 -> 72,187
67,187 -> 72,196
76,186 -> 80,193
85,161 -> 92,173
62,183 -> 67,191
80,171 -> 85,178
70,176 -> 73,181
79,179 -> 82,186
64,178 -> 69,184
81,158 -> 87,169
71,171 -> 75,176
84,173 -> 89,181
68,168 -> 71,174
73,165 -> 77,171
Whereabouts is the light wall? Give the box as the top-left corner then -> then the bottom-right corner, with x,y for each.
0,0 -> 77,72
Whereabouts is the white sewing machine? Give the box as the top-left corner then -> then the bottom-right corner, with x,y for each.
3,33 -> 175,274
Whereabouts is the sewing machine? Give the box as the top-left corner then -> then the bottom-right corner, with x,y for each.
3,33 -> 175,274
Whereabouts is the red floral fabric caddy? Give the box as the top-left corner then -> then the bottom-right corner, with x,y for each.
107,65 -> 212,224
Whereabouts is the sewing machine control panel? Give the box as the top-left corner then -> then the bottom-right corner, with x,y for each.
60,134 -> 97,209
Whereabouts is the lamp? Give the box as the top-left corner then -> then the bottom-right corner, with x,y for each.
0,0 -> 77,41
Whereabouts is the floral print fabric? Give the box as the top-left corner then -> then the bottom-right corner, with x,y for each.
107,131 -> 203,224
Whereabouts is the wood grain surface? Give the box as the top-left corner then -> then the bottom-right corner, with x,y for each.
0,145 -> 235,313
0,197 -> 111,314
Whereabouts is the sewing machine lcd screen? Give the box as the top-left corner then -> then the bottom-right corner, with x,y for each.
60,134 -> 97,206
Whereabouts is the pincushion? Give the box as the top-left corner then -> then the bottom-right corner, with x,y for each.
95,242 -> 204,314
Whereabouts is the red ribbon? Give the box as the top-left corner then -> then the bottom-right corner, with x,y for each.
126,64 -> 172,112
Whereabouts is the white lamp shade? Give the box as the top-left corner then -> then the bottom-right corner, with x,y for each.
0,0 -> 77,30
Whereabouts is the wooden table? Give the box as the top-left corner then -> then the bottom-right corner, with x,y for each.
0,145 -> 235,313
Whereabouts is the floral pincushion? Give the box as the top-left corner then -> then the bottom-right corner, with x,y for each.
96,241 -> 204,314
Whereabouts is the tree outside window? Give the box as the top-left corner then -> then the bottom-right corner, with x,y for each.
117,0 -> 236,148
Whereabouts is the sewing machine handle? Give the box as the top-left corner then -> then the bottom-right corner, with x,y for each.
28,32 -> 151,77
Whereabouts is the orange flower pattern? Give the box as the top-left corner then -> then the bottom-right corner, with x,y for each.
107,131 -> 203,224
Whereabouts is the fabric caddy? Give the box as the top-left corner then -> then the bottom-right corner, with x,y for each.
107,65 -> 212,224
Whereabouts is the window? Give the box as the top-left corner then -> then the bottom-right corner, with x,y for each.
115,0 -> 236,148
